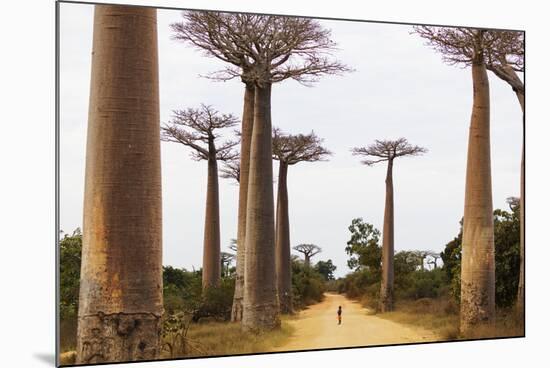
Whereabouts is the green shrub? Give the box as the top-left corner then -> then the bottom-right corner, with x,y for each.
291,260 -> 325,309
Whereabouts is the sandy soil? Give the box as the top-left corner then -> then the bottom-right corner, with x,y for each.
275,293 -> 439,351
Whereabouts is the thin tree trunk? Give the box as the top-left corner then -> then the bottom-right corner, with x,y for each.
275,162 -> 292,314
379,158 -> 394,312
488,64 -> 524,317
231,83 -> 254,322
242,83 -> 280,332
460,61 -> 495,336
202,150 -> 221,288
516,90 -> 525,321
76,5 -> 162,364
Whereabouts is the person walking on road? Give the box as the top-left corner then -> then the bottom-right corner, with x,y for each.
337,305 -> 342,325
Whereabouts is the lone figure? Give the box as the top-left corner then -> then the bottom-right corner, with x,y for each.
337,305 -> 342,325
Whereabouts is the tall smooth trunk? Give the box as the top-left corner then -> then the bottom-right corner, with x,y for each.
202,152 -> 221,288
275,162 -> 292,314
76,5 -> 162,364
231,83 -> 254,322
516,90 -> 525,319
379,159 -> 394,312
242,83 -> 280,331
460,62 -> 495,336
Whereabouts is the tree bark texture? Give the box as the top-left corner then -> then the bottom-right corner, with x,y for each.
242,83 -> 281,331
202,152 -> 221,288
275,162 -> 293,314
76,5 -> 163,364
231,84 -> 254,322
379,159 -> 395,312
460,62 -> 496,336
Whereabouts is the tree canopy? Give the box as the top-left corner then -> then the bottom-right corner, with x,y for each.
171,11 -> 352,86
161,104 -> 239,161
272,128 -> 332,165
351,138 -> 427,165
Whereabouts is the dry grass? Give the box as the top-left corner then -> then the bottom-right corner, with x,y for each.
378,297 -> 524,341
164,317 -> 294,358
60,318 -> 294,365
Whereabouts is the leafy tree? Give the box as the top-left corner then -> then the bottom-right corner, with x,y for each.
314,259 -> 337,281
291,258 -> 325,309
345,218 -> 381,272
59,229 -> 82,319
442,204 -> 520,308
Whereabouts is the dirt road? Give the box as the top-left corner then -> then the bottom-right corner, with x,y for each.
276,293 -> 439,351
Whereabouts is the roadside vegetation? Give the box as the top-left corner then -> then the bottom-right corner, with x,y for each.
336,199 -> 522,340
59,230 -> 332,364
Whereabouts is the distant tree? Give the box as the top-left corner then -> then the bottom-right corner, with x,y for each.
59,229 -> 82,319
411,250 -> 430,271
314,260 -> 337,281
293,244 -> 322,267
426,251 -> 441,270
345,218 -> 382,273
221,252 -> 236,278
162,104 -> 239,289
228,238 -> 238,253
272,128 -> 331,313
352,138 -> 427,312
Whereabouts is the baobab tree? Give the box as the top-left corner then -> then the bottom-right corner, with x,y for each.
171,11 -> 350,331
76,5 -> 163,364
352,138 -> 427,312
162,104 -> 238,289
221,252 -> 236,278
293,244 -> 322,267
485,32 -> 524,316
426,251 -> 441,270
220,156 -> 241,183
272,128 -> 331,313
412,250 -> 431,271
414,26 -> 517,335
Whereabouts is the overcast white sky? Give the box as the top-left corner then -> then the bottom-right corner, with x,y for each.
59,2 -> 522,278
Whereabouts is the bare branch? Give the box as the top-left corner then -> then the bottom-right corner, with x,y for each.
171,11 -> 352,86
161,104 -> 239,161
351,138 -> 427,166
272,127 -> 332,165
220,157 -> 241,182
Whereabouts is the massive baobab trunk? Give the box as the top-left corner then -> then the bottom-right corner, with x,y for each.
275,162 -> 292,314
76,5 -> 163,364
460,62 -> 495,336
242,83 -> 280,331
202,150 -> 221,288
379,159 -> 395,312
232,83 -> 254,322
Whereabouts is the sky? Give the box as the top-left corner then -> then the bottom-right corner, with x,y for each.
59,3 -> 522,278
